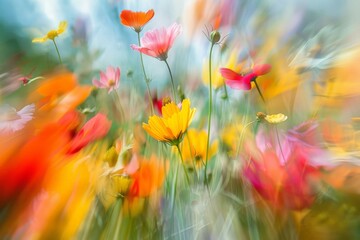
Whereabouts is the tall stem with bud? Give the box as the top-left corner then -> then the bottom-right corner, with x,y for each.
204,30 -> 221,186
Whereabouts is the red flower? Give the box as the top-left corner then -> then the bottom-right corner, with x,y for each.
67,113 -> 111,154
219,64 -> 271,90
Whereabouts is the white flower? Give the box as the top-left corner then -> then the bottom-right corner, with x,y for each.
0,104 -> 35,134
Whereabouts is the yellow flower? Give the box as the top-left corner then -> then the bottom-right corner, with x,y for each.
263,113 -> 288,124
181,129 -> 218,168
142,99 -> 196,145
32,21 -> 67,43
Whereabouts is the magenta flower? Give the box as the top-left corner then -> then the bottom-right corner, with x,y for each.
92,66 -> 120,93
219,64 -> 271,90
130,23 -> 182,61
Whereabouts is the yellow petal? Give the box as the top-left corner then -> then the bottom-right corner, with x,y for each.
264,113 -> 288,124
57,21 -> 67,34
162,102 -> 179,118
32,36 -> 48,43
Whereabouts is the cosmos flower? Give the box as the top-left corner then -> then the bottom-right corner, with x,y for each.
31,71 -> 92,122
180,129 -> 218,168
0,104 -> 35,134
120,9 -> 155,33
243,131 -> 320,210
67,113 -> 112,154
219,64 -> 271,90
32,21 -> 67,43
128,155 -> 166,198
92,66 -> 121,93
142,98 -> 196,145
131,23 -> 182,61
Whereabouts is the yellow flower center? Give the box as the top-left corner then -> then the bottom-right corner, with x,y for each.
108,79 -> 115,87
47,30 -> 59,40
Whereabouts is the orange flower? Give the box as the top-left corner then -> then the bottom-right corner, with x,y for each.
128,155 -> 166,198
120,9 -> 155,32
29,71 -> 92,125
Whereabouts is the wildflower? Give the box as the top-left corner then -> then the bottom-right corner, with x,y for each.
128,155 -> 166,198
120,9 -> 155,33
256,112 -> 287,124
124,155 -> 166,216
265,113 -> 287,124
32,71 -> 92,120
142,98 -> 196,145
32,21 -> 67,43
32,21 -> 67,63
131,23 -> 181,61
219,64 -> 271,90
67,113 -> 112,154
0,104 -> 35,134
243,131 -> 320,210
92,66 -> 121,93
180,129 -> 218,168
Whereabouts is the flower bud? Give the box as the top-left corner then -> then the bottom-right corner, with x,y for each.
210,30 -> 221,44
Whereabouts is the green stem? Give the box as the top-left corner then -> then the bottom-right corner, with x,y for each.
170,160 -> 180,223
204,43 -> 215,186
137,32 -> 154,114
222,80 -> 229,100
164,60 -> 177,102
253,78 -> 265,103
176,144 -> 190,187
52,39 -> 62,64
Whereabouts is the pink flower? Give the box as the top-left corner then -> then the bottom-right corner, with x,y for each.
130,23 -> 182,61
92,66 -> 120,93
0,104 -> 35,134
219,64 -> 271,90
243,131 -> 320,210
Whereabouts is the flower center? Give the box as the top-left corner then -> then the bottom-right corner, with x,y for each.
47,30 -> 58,40
108,79 -> 115,87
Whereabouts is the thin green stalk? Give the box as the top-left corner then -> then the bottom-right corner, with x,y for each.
170,160 -> 180,229
176,144 -> 190,187
164,60 -> 177,102
137,32 -> 154,114
253,79 -> 265,103
52,39 -> 62,64
204,43 -> 215,185
222,81 -> 229,100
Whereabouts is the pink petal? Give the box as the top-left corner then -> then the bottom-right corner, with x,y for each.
131,44 -> 159,58
219,68 -> 243,80
253,64 -> 271,76
99,71 -> 108,84
106,66 -> 116,79
92,79 -> 105,88
225,79 -> 252,90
